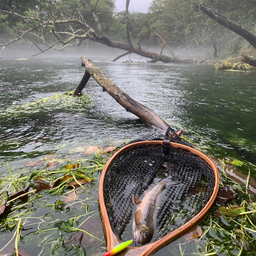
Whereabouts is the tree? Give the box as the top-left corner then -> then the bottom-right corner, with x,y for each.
0,0 -> 193,63
199,3 -> 256,49
198,0 -> 256,66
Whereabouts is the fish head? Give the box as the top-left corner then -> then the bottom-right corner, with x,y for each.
133,223 -> 153,245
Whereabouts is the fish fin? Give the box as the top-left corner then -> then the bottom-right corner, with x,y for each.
132,195 -> 142,205
134,209 -> 143,225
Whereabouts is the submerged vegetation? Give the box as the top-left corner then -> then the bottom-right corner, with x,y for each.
197,162 -> 256,256
215,62 -> 253,71
0,143 -> 256,256
0,149 -> 112,256
0,92 -> 93,120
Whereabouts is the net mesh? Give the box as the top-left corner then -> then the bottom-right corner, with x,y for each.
103,139 -> 216,244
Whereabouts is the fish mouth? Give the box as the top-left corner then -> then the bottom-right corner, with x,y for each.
133,224 -> 153,245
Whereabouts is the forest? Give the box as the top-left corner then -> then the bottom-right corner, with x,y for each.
1,0 -> 256,64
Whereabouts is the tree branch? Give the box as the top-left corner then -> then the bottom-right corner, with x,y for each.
147,17 -> 175,58
0,3 -> 194,63
199,4 -> 256,49
112,51 -> 131,62
0,25 -> 41,57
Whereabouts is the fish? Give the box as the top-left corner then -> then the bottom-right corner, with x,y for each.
132,176 -> 177,245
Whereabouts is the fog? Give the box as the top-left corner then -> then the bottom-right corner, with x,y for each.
115,0 -> 152,13
0,41 -> 216,63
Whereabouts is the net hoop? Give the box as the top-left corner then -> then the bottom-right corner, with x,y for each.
99,141 -> 219,256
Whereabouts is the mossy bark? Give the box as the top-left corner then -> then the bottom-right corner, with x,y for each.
76,56 -> 173,133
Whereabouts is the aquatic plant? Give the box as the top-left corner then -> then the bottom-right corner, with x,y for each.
0,91 -> 94,121
0,142 -> 256,256
0,151 -> 110,256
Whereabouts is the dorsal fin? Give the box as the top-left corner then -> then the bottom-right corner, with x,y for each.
134,209 -> 143,225
132,195 -> 142,205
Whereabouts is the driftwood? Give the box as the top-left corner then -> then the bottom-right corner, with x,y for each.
74,56 -> 182,138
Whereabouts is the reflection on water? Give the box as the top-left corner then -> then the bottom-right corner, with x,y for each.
0,58 -> 256,174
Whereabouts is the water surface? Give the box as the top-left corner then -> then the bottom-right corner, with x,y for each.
0,56 -> 256,255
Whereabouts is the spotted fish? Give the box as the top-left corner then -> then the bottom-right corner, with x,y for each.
132,176 -> 177,245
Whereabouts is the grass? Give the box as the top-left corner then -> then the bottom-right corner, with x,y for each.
0,152 -> 110,256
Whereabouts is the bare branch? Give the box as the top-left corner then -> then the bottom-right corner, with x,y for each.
147,16 -> 175,58
0,9 -> 41,22
112,51 -> 131,62
0,25 -> 41,57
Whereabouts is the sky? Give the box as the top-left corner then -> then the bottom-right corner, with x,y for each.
115,0 -> 153,13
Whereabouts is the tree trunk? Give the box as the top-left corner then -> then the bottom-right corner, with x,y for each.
199,4 -> 256,49
76,56 -> 182,138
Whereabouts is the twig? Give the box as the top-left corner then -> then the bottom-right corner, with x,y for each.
15,218 -> 22,256
0,25 -> 40,57
112,51 -> 131,62
147,16 -> 175,58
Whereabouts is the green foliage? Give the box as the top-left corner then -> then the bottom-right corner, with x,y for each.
0,92 -> 93,121
1,0 -> 256,59
0,153 -> 109,255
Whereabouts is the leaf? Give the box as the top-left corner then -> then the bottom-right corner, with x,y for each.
184,226 -> 202,241
9,186 -> 30,202
68,178 -> 91,187
51,174 -> 73,188
65,217 -> 104,248
214,205 -> 245,217
35,179 -> 51,192
84,146 -> 102,155
29,171 -> 40,181
55,219 -> 74,233
64,163 -> 80,169
231,160 -> 244,167
102,147 -> 116,153
216,185 -> 236,205
61,192 -> 79,202
0,204 -> 6,216
17,249 -> 32,256
25,159 -> 42,167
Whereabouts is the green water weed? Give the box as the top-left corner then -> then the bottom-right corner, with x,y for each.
0,153 -> 108,255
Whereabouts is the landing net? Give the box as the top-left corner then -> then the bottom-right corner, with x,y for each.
103,139 -> 216,243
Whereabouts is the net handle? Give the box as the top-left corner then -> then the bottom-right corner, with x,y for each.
99,141 -> 219,256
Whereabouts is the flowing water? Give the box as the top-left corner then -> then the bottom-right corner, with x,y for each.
1,57 -> 256,172
0,55 -> 256,255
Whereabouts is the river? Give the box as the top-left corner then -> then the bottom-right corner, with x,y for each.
1,56 -> 256,174
0,55 -> 256,255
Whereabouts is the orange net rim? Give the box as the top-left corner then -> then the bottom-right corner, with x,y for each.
99,141 -> 219,256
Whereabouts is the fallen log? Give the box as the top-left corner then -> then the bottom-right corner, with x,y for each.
240,54 -> 256,67
74,56 -> 181,139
